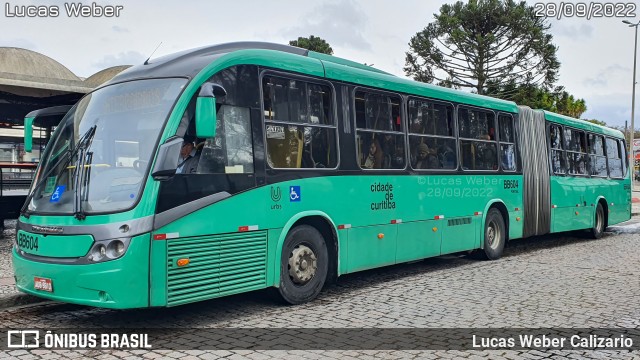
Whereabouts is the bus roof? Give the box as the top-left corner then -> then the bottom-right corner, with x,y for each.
105,41 -> 519,113
543,110 -> 624,139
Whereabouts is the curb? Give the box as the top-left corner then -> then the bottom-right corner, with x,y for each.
0,293 -> 50,311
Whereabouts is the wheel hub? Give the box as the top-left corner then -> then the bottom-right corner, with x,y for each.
288,245 -> 317,284
487,221 -> 499,249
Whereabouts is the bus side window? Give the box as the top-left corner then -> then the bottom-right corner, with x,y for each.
262,75 -> 337,169
498,113 -> 516,171
458,107 -> 498,171
408,97 -> 456,170
606,138 -> 623,178
619,139 -> 627,177
566,129 -> 587,176
355,90 -> 404,170
588,134 -> 608,177
549,125 -> 565,174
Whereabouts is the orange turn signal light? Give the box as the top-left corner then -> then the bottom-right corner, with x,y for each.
177,258 -> 190,267
377,233 -> 384,239
432,227 -> 438,232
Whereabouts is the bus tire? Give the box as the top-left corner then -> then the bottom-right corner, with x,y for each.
590,203 -> 605,239
278,225 -> 328,305
480,208 -> 506,260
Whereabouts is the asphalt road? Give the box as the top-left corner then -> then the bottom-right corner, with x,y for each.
0,219 -> 639,359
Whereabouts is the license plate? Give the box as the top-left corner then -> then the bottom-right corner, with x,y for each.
34,277 -> 53,292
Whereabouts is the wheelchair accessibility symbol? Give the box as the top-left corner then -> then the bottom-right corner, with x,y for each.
49,185 -> 66,203
289,186 -> 301,202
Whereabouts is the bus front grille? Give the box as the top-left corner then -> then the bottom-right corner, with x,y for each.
166,231 -> 268,306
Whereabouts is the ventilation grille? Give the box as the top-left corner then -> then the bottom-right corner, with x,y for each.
447,218 -> 471,227
167,231 -> 267,306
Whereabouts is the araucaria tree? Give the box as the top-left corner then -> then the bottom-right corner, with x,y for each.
404,0 -> 560,95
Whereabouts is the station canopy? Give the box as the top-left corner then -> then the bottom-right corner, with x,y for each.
0,47 -> 129,134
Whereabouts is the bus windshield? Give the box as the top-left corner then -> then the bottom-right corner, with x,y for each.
26,78 -> 187,216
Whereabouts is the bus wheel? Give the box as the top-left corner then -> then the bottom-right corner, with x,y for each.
278,225 -> 328,305
590,203 -> 605,239
481,208 -> 506,260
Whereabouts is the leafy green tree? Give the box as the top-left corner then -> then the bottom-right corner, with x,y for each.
485,81 -> 587,118
289,36 -> 333,55
404,0 -> 560,95
555,90 -> 587,118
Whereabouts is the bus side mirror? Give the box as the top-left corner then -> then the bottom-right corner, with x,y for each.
151,137 -> 183,180
24,117 -> 34,152
195,83 -> 226,138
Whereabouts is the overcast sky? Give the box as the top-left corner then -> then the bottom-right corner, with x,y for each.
4,0 -> 639,128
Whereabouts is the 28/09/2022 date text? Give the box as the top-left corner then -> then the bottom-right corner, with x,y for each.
534,2 -> 636,20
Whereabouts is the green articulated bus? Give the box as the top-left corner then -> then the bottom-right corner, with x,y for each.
14,42 -> 632,308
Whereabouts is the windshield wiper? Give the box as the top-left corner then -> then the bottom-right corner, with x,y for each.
20,125 -> 97,219
73,136 -> 96,220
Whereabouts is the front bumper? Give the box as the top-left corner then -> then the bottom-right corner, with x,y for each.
12,234 -> 151,309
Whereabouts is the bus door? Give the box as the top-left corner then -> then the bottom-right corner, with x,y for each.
549,126 -> 591,232
551,177 -> 591,232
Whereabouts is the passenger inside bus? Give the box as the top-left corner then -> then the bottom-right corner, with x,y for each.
477,128 -> 496,141
413,142 -> 439,169
362,138 -> 383,169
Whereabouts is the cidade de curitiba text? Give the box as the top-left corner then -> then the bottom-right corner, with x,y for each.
5,2 -> 124,17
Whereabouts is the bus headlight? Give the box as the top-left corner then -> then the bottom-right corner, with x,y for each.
88,238 -> 130,262
90,244 -> 107,262
107,240 -> 125,258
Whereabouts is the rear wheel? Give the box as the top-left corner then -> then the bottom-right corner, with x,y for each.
590,203 -> 605,239
479,208 -> 506,260
277,225 -> 328,305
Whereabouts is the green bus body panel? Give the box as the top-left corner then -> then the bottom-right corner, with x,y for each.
13,233 -> 150,309
266,228 -> 281,287
549,176 -> 631,232
321,61 -> 519,113
150,235 -> 167,307
154,174 -> 524,292
395,220 -> 441,263
550,176 -> 594,232
508,208 -> 524,241
347,224 -> 397,272
441,216 -> 479,254
544,111 -> 624,138
307,51 -> 393,76
16,231 -> 93,257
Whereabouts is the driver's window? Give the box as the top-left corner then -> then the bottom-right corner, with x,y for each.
197,105 -> 254,174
